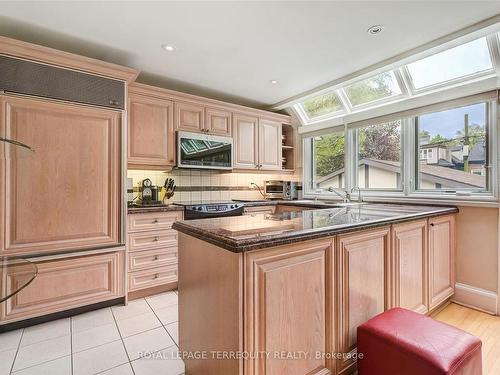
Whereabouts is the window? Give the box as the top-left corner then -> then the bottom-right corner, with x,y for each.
344,71 -> 402,107
407,38 -> 493,89
308,131 -> 345,191
357,120 -> 402,189
300,91 -> 343,119
415,102 -> 489,192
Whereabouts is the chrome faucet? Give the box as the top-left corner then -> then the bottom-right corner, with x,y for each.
350,186 -> 362,203
327,187 -> 351,203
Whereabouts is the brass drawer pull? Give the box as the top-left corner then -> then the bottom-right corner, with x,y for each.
153,237 -> 159,242
154,273 -> 160,279
154,255 -> 159,261
153,219 -> 159,224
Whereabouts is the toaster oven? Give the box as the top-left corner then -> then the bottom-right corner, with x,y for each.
264,180 -> 300,200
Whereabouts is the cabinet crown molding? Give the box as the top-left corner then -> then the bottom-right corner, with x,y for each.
0,36 -> 139,83
129,82 -> 291,124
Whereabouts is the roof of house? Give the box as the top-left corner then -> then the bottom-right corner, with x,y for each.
316,158 -> 485,188
468,140 -> 486,163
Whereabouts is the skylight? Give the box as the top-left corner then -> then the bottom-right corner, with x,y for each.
406,37 -> 493,89
292,30 -> 500,126
301,91 -> 344,119
344,71 -> 402,107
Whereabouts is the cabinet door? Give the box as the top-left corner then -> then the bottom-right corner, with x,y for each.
0,95 -> 121,255
258,119 -> 282,170
205,107 -> 231,136
233,114 -> 258,169
337,227 -> 391,374
128,93 -> 174,168
244,240 -> 335,375
1,251 -> 124,324
174,101 -> 204,132
428,215 -> 455,310
391,220 -> 428,314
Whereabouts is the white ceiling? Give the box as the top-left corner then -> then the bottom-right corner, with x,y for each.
1,1 -> 500,108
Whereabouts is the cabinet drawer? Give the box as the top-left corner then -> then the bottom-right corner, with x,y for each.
1,251 -> 124,324
128,247 -> 178,272
128,265 -> 178,291
127,211 -> 182,233
128,230 -> 178,252
243,205 -> 276,215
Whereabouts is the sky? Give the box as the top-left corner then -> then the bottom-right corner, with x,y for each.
419,102 -> 486,138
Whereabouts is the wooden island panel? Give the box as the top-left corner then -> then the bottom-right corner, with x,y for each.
244,239 -> 335,375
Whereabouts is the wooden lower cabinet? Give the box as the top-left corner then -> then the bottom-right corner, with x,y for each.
127,211 -> 182,297
428,215 -> 455,310
178,215 -> 456,375
244,240 -> 335,375
336,227 -> 391,374
0,251 -> 124,324
391,220 -> 428,314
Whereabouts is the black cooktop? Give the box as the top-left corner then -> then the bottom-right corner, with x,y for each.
173,201 -> 235,207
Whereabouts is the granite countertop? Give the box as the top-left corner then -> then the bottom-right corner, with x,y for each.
127,204 -> 184,214
172,203 -> 458,252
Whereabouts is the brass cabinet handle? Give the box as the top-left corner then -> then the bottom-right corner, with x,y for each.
154,255 -> 159,261
153,237 -> 159,242
153,219 -> 159,223
154,273 -> 159,279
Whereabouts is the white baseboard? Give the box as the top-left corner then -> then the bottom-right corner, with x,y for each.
452,282 -> 498,315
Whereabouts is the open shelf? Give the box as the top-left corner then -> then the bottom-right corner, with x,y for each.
281,124 -> 295,171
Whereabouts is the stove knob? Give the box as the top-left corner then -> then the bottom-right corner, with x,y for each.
231,205 -> 235,209
198,206 -> 203,211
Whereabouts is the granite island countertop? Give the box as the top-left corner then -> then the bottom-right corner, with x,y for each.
172,203 -> 458,252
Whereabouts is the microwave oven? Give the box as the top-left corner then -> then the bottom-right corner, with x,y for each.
177,131 -> 233,170
264,180 -> 301,200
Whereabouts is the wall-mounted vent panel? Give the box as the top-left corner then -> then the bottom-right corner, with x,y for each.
0,55 -> 125,109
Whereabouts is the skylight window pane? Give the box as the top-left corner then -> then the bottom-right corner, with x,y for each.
407,38 -> 493,89
344,71 -> 402,107
301,92 -> 343,119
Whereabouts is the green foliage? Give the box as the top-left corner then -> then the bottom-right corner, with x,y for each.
303,92 -> 342,118
429,134 -> 448,144
314,134 -> 345,177
346,72 -> 395,106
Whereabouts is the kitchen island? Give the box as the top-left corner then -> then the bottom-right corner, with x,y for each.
173,203 -> 457,375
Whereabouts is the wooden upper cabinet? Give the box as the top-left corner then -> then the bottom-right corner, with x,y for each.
391,220 -> 428,314
233,113 -> 258,169
175,101 -> 204,132
0,95 -> 121,255
244,240 -> 334,375
336,227 -> 391,374
258,119 -> 282,170
205,107 -> 231,136
128,93 -> 174,168
428,215 -> 455,310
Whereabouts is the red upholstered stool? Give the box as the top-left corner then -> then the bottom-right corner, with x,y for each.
357,307 -> 482,375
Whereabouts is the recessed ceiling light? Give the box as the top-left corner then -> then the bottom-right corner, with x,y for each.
367,25 -> 384,35
270,80 -> 278,84
162,44 -> 176,52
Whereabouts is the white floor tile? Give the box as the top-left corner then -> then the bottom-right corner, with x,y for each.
72,307 -> 115,333
146,292 -> 178,311
131,346 -> 184,375
0,329 -> 22,352
0,349 -> 16,375
123,327 -> 174,361
165,323 -> 179,346
98,362 -> 134,375
21,318 -> 70,346
112,299 -> 152,321
155,305 -> 178,325
13,335 -> 71,372
12,355 -> 71,375
73,340 -> 128,375
72,322 -> 121,353
116,311 -> 161,338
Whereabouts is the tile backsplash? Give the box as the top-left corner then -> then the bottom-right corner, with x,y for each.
127,169 -> 301,203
